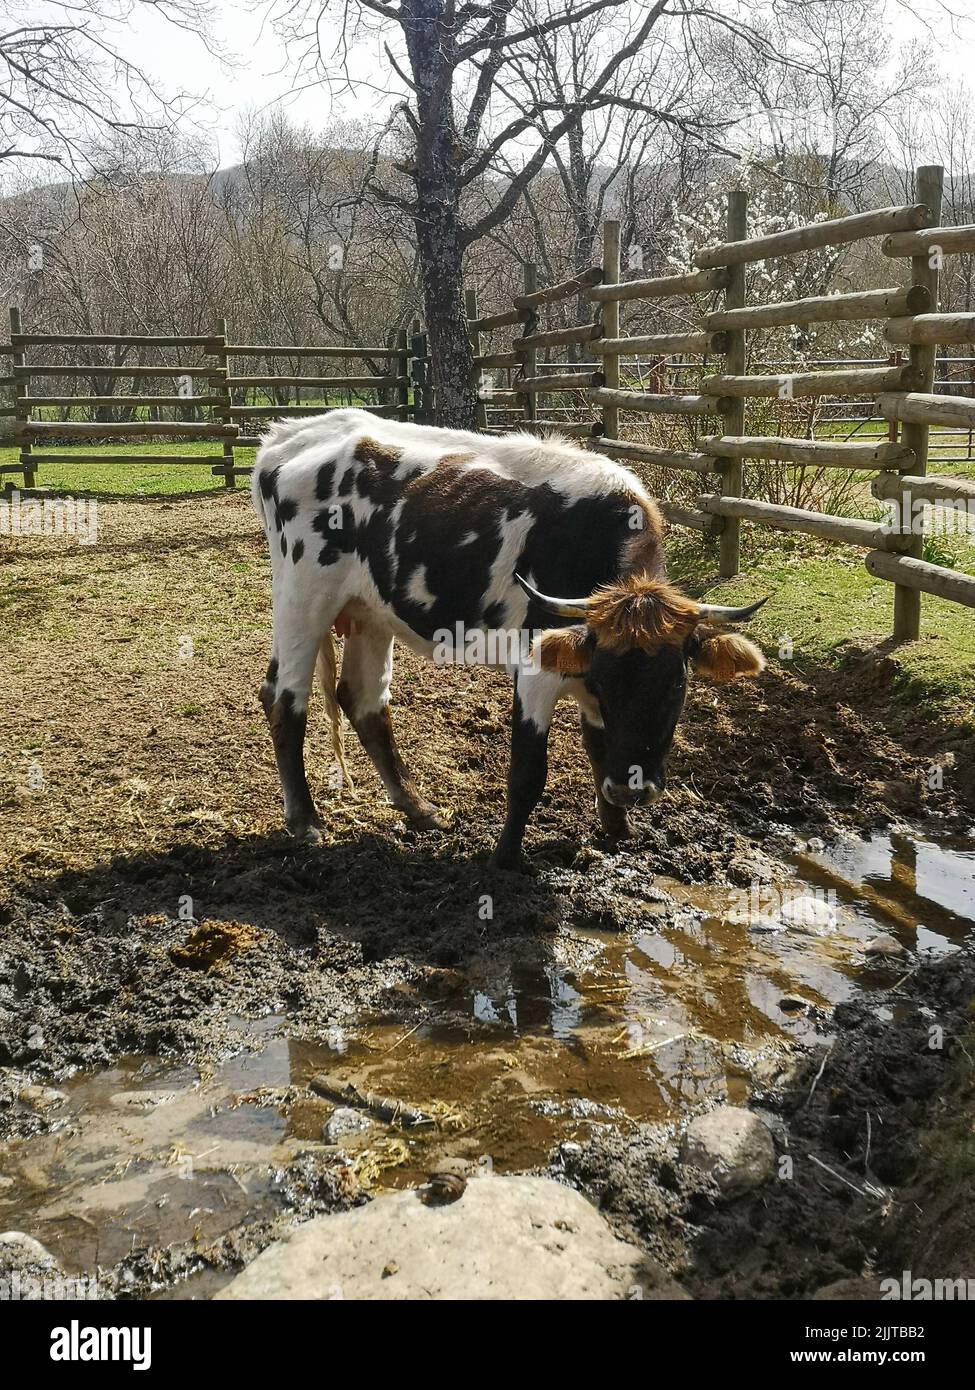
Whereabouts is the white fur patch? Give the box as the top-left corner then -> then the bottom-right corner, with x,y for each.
516,669 -> 563,733
406,564 -> 436,610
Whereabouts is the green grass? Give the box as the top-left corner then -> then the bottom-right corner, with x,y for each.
0,441 -> 257,496
2,439 -> 972,727
669,529 -> 975,730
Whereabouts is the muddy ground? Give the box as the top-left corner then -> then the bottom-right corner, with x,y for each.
1,492 -> 973,1298
562,947 -> 975,1299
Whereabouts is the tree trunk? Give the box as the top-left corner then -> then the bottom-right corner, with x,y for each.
414,199 -> 477,428
402,0 -> 477,430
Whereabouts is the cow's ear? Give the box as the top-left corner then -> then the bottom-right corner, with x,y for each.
535,625 -> 594,675
687,627 -> 765,682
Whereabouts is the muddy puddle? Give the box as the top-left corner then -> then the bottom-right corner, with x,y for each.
3,829 -> 973,1288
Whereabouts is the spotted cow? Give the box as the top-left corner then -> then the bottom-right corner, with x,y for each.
252,409 -> 765,867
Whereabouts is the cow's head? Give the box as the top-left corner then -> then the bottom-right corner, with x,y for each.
517,573 -> 766,809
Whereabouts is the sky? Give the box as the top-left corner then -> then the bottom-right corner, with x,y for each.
121,0 -> 975,169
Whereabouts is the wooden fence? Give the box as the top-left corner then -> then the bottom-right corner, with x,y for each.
0,315 -> 432,489
465,163 -> 975,638
4,167 -> 975,639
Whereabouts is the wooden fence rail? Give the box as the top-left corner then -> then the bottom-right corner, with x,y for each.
1,316 -> 433,488
465,161 -> 973,634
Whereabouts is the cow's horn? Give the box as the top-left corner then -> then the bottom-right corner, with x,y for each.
514,572 -> 590,617
696,596 -> 768,624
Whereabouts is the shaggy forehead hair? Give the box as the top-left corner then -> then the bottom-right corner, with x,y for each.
583,575 -> 701,651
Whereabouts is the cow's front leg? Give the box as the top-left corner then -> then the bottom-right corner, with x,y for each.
579,713 -> 631,842
337,622 -> 448,831
491,669 -> 560,869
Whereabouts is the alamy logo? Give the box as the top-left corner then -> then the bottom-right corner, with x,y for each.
881,1271 -> 974,1300
0,489 -> 98,545
880,492 -> 975,535
432,623 -> 542,671
50,1320 -> 151,1370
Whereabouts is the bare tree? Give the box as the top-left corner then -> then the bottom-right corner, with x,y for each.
266,0 -> 687,424
0,0 -> 214,180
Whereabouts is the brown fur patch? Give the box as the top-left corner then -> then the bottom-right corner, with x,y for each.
535,626 -> 593,675
621,495 -> 666,577
690,630 -> 765,682
353,437 -> 402,467
584,575 -> 700,652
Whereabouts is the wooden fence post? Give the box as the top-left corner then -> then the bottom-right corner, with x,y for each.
10,306 -> 36,489
719,190 -> 748,577
410,319 -> 430,424
517,263 -> 538,426
600,221 -> 621,441
893,163 -> 943,641
465,287 -> 488,430
396,328 -> 410,421
213,316 -> 235,488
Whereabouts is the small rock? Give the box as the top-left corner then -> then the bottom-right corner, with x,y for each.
322,1106 -> 372,1143
864,934 -> 907,960
778,997 -> 807,1013
0,1232 -> 57,1275
812,1278 -> 885,1300
680,1107 -> 775,1196
744,914 -> 785,934
109,1089 -> 176,1112
751,1054 -> 799,1091
18,1084 -> 67,1113
880,779 -> 915,811
777,894 -> 837,934
424,1170 -> 467,1204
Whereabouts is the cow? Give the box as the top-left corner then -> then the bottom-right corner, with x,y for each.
251,408 -> 766,868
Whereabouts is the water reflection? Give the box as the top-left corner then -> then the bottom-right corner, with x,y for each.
4,833 -> 972,1275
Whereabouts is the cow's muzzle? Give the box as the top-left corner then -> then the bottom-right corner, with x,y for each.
601,777 -> 662,808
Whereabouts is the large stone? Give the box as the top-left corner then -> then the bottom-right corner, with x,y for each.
812,1278 -> 886,1300
680,1107 -> 775,1196
0,1232 -> 57,1275
777,894 -> 837,934
215,1175 -> 688,1301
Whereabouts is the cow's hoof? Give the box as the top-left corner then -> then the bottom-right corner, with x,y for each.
489,846 -> 528,872
405,803 -> 451,832
598,805 -> 632,842
288,819 -> 324,846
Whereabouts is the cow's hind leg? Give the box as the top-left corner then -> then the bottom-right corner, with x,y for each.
261,602 -> 328,843
337,622 -> 448,831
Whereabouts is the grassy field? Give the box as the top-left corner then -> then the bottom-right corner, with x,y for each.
2,436 -> 972,729
0,440 -> 257,496
668,531 -> 975,731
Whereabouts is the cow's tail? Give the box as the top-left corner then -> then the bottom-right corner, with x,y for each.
316,630 -> 354,792
250,453 -> 274,543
